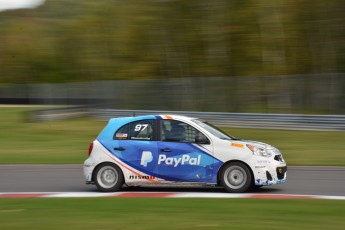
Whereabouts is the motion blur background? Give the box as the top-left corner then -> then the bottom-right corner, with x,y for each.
0,0 -> 344,114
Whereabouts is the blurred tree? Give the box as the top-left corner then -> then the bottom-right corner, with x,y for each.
0,0 -> 344,83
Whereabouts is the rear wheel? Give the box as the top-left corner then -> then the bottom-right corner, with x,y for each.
94,163 -> 123,192
221,162 -> 252,193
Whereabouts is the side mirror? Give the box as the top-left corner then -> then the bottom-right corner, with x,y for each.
195,135 -> 210,145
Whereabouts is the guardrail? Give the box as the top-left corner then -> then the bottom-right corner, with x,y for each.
92,109 -> 345,132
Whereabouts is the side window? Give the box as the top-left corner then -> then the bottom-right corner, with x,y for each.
114,120 -> 155,141
114,123 -> 130,140
161,120 -> 208,143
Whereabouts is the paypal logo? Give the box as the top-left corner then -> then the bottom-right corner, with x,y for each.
158,154 -> 201,167
140,151 -> 153,167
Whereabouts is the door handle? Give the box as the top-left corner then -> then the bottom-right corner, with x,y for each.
114,147 -> 126,151
160,148 -> 171,152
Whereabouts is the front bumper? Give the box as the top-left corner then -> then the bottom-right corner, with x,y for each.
252,157 -> 287,186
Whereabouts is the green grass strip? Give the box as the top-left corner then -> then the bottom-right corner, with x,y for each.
0,198 -> 344,229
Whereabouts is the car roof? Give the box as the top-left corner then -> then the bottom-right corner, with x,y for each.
109,114 -> 197,123
97,114 -> 198,141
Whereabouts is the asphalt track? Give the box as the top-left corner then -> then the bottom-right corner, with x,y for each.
0,165 -> 344,196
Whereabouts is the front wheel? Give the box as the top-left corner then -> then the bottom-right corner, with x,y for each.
220,162 -> 252,193
94,163 -> 123,192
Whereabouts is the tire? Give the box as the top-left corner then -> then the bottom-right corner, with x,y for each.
220,162 -> 252,193
94,163 -> 124,192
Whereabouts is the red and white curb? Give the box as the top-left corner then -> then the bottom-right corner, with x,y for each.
0,192 -> 345,200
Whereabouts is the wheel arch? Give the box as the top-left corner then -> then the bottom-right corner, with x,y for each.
92,161 -> 124,182
217,160 -> 254,186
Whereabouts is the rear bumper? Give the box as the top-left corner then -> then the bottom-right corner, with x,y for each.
83,158 -> 96,183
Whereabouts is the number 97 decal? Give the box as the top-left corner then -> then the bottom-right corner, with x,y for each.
134,124 -> 148,132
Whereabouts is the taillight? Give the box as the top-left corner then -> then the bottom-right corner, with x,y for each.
88,142 -> 94,156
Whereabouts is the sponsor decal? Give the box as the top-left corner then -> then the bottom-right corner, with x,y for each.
231,142 -> 244,148
257,160 -> 271,164
115,133 -> 128,139
158,154 -> 201,167
131,137 -> 151,140
140,151 -> 153,167
255,166 -> 266,168
129,175 -> 155,180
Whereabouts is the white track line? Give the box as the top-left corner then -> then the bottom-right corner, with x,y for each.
0,192 -> 345,200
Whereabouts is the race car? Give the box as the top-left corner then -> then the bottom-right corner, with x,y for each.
84,115 -> 287,193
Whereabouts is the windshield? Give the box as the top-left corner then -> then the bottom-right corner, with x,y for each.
192,119 -> 236,140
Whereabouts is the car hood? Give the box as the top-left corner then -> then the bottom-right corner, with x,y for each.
232,139 -> 277,150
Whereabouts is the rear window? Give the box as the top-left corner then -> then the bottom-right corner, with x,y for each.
114,119 -> 155,141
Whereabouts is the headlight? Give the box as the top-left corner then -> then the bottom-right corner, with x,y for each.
246,144 -> 272,158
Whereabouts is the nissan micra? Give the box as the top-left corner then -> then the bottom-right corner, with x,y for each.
84,115 -> 287,193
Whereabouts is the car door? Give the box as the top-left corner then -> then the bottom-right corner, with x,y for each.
110,119 -> 159,177
157,119 -> 216,183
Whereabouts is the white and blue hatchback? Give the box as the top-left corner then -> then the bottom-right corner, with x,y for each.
84,115 -> 287,193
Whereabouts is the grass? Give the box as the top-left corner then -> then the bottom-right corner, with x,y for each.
0,107 -> 105,164
0,107 -> 344,165
0,198 -> 344,230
